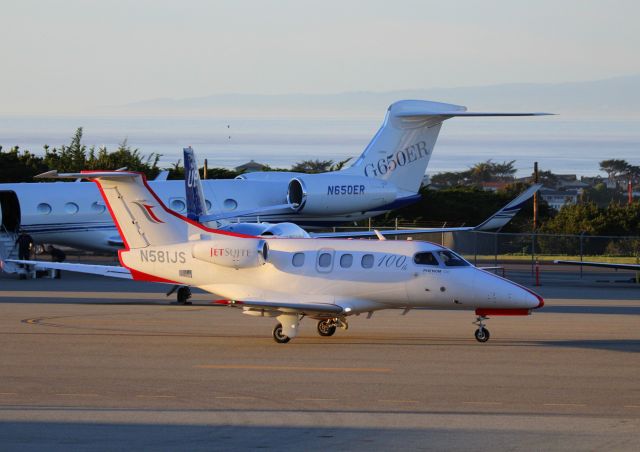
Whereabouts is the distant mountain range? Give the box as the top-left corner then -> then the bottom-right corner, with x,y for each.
121,75 -> 640,117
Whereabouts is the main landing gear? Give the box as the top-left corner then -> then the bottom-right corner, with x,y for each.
272,317 -> 349,343
177,286 -> 192,305
316,318 -> 348,337
272,314 -> 301,344
272,323 -> 291,344
473,315 -> 490,343
167,285 -> 192,305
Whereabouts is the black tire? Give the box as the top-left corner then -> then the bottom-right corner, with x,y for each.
272,323 -> 291,344
177,286 -> 192,305
317,320 -> 337,337
474,328 -> 490,343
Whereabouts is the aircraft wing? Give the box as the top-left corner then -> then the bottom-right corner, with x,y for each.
214,298 -> 344,315
312,184 -> 542,239
554,260 -> 640,271
311,227 -> 472,239
6,259 -> 132,279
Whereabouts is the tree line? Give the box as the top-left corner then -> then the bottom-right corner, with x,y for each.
2,131 -> 639,240
0,128 -> 353,183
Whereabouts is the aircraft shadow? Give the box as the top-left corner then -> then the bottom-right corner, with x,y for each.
531,339 -> 640,353
541,306 -> 640,315
0,420 -> 615,451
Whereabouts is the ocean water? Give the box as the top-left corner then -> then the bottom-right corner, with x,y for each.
1,115 -> 638,177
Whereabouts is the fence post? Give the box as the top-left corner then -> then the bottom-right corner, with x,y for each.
579,232 -> 584,279
474,231 -> 478,266
494,233 -> 498,271
531,232 -> 536,277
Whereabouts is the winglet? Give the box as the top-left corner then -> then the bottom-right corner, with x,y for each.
474,184 -> 542,231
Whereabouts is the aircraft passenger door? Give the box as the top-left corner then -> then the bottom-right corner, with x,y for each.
316,248 -> 335,273
0,191 -> 20,232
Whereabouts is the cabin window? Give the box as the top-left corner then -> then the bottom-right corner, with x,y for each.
37,203 -> 52,215
64,202 -> 79,214
437,250 -> 470,267
170,198 -> 186,212
292,253 -> 305,267
91,201 -> 106,213
340,254 -> 353,268
361,254 -> 374,269
205,200 -> 212,211
318,252 -> 332,268
223,199 -> 237,211
413,252 -> 439,266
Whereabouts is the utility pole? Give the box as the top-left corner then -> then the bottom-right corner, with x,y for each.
532,162 -> 539,280
629,179 -> 633,205
533,162 -> 539,230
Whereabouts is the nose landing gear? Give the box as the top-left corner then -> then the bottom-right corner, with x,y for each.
473,315 -> 490,343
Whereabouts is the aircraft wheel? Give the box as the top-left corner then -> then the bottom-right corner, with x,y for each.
317,320 -> 336,337
177,286 -> 192,305
272,323 -> 291,344
474,328 -> 490,343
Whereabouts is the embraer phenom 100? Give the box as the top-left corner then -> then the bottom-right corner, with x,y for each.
7,170 -> 544,343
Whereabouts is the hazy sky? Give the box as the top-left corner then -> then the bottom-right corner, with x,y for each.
1,0 -> 639,114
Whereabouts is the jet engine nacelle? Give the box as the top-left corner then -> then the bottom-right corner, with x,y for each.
287,175 -> 396,215
192,238 -> 268,269
259,222 -> 310,238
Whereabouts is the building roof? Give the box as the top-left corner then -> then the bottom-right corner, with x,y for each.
235,160 -> 268,172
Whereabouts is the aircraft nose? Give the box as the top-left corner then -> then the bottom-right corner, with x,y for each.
478,270 -> 544,309
519,286 -> 544,310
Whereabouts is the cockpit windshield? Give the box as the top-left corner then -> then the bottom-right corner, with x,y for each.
437,250 -> 470,267
413,252 -> 439,266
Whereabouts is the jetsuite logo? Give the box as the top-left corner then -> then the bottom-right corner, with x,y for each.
132,201 -> 165,224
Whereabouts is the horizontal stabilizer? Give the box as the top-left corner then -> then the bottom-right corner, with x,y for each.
35,170 -> 137,180
396,111 -> 553,118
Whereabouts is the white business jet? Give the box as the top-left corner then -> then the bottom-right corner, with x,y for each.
0,100 -> 549,252
7,169 -> 544,343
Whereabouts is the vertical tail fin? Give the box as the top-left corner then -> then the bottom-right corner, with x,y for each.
344,100 -> 550,193
183,147 -> 208,221
343,100 -> 458,193
36,171 -> 188,249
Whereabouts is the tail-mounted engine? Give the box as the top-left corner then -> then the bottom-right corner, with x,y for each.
192,238 -> 268,269
286,174 -> 396,215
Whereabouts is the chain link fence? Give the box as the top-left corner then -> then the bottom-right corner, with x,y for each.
329,222 -> 640,279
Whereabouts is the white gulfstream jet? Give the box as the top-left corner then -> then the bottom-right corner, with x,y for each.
184,145 -> 542,239
0,100 -> 550,252
7,170 -> 544,343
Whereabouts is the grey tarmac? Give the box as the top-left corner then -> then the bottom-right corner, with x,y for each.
0,272 -> 639,451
